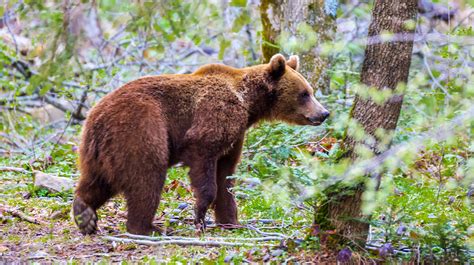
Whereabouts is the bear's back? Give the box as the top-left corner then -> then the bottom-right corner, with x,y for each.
84,64 -> 249,158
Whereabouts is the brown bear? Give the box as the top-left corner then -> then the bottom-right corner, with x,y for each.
72,54 -> 329,235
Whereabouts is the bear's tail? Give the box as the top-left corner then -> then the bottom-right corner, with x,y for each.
72,197 -> 98,235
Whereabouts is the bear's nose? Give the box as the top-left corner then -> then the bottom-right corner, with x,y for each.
321,111 -> 330,121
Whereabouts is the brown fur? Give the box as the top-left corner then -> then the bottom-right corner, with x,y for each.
73,54 -> 329,235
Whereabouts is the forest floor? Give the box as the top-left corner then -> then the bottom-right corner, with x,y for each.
0,149 -> 343,263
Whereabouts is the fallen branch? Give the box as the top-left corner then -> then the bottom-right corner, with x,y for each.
0,166 -> 30,174
118,233 -> 285,242
240,219 -> 277,224
246,225 -> 288,238
104,235 -> 277,247
0,205 -> 47,225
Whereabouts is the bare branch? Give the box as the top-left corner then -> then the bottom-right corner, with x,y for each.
43,95 -> 86,120
118,233 -> 284,242
422,52 -> 452,99
340,105 -> 474,185
103,235 -> 278,247
3,8 -> 19,55
246,225 -> 289,238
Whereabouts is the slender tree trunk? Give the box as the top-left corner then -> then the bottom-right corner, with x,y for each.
316,0 -> 418,244
345,0 -> 418,157
260,0 -> 335,91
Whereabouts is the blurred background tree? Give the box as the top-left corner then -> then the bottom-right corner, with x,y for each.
260,0 -> 335,92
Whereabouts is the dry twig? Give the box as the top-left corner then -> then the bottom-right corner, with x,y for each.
0,205 -> 47,225
246,225 -> 289,238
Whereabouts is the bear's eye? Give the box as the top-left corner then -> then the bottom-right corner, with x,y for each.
300,92 -> 310,99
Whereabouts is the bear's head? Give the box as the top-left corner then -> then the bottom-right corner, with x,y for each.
265,54 -> 330,126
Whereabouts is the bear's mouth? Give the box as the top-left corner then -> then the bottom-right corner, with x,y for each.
309,120 -> 322,125
305,116 -> 322,126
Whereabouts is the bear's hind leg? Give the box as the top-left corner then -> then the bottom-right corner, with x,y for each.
73,176 -> 114,235
124,170 -> 166,235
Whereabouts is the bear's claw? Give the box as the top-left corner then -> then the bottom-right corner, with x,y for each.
73,197 -> 98,235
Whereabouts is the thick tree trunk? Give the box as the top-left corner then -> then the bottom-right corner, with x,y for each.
260,0 -> 335,91
317,0 -> 418,244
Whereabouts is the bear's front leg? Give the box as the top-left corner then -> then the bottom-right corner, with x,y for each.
187,156 -> 218,232
214,137 -> 244,226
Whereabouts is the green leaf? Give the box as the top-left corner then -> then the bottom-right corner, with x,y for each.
218,38 -> 231,60
230,0 -> 247,7
231,11 -> 250,32
39,83 -> 52,96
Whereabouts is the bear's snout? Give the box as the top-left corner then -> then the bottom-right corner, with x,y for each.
321,110 -> 330,120
306,110 -> 330,125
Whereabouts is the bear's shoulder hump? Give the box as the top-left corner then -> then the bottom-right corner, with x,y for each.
192,64 -> 242,77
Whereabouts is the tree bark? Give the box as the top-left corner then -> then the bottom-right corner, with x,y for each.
260,0 -> 335,91
316,0 -> 418,244
345,0 -> 418,157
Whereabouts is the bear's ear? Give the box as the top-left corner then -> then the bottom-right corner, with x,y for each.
267,53 -> 286,79
287,55 -> 299,71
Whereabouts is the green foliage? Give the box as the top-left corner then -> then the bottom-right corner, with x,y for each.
278,22 -> 318,54
369,174 -> 472,262
1,0 -> 473,263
